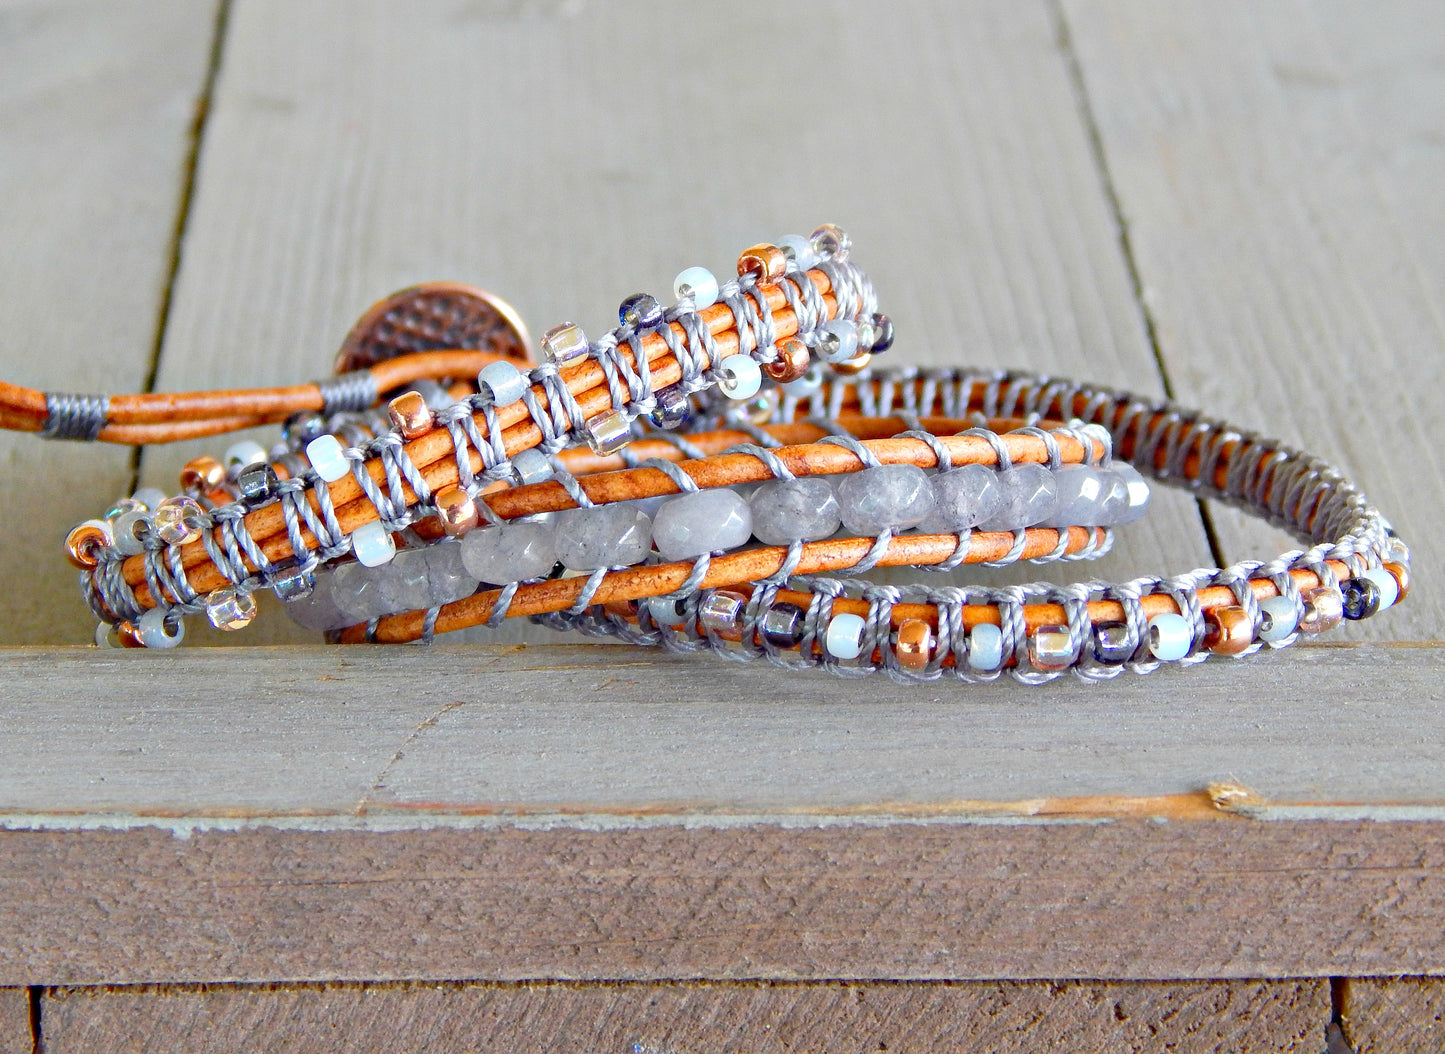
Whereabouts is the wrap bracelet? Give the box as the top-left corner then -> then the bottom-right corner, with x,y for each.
32,225 -> 1405,681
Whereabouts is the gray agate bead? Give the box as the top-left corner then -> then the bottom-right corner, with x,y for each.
653,488 -> 753,561
837,465 -> 935,535
978,463 -> 1059,531
461,520 -> 557,583
919,464 -> 1003,533
1096,463 -> 1151,526
424,541 -> 481,604
749,477 -> 841,545
1041,465 -> 1106,528
554,504 -> 652,571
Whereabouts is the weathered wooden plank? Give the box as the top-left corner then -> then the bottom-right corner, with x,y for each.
1344,977 -> 1445,1054
1061,0 -> 1443,641
39,979 -> 1330,1054
0,643 -> 1441,817
0,989 -> 28,1054
0,1 -> 219,645
0,821 -> 1440,985
141,0 -> 1209,648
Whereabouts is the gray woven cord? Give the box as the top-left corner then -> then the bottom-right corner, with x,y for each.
317,371 -> 377,415
41,392 -> 109,441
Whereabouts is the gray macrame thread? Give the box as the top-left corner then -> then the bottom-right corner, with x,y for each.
41,392 -> 109,441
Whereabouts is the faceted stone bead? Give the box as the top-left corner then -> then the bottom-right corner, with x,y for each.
284,572 -> 352,632
1096,463 -> 1151,526
919,464 -> 1003,533
653,488 -> 753,561
376,548 -> 435,613
978,463 -> 1059,531
750,478 -> 840,545
331,561 -> 392,621
1041,466 -> 1106,528
425,541 -> 480,605
836,465 -> 935,535
460,520 -> 557,583
554,504 -> 652,571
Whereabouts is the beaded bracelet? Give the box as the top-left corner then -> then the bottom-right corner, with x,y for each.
38,225 -> 1405,680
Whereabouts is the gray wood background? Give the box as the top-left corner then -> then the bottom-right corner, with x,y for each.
1,1 -> 1441,1050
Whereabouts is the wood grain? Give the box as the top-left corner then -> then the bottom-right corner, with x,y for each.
141,0 -> 1209,648
1343,978 -> 1445,1054
1061,0 -> 1444,641
1,820 -> 1442,986
39,979 -> 1330,1054
0,1 -> 218,645
0,989 -> 29,1054
1,642 -> 1442,817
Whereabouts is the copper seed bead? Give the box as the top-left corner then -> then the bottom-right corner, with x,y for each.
1203,605 -> 1254,656
1298,585 -> 1344,634
116,621 -> 145,649
1384,562 -> 1410,603
180,455 -> 227,495
736,243 -> 787,284
434,486 -> 480,537
65,521 -> 111,570
764,338 -> 810,383
831,352 -> 872,376
387,391 -> 434,440
894,619 -> 934,671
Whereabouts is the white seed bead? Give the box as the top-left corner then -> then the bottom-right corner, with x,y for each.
1257,595 -> 1299,642
1147,612 -> 1193,661
224,440 -> 269,476
306,434 -> 351,483
110,510 -> 151,556
815,320 -> 860,364
478,360 -> 529,405
510,447 -> 553,485
130,487 -> 168,512
717,356 -> 763,400
94,622 -> 118,648
967,623 -> 1004,671
137,606 -> 184,649
1362,567 -> 1399,610
350,520 -> 396,567
673,266 -> 719,309
645,595 -> 690,627
824,612 -> 867,660
777,234 -> 819,271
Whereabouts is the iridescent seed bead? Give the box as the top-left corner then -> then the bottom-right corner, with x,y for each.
869,314 -> 894,353
966,622 -> 1004,671
236,465 -> 279,505
743,389 -> 778,425
737,243 -> 786,284
648,386 -> 691,430
153,496 -> 207,545
1341,577 -> 1382,621
460,520 -> 557,583
815,320 -> 859,364
477,360 -> 528,405
652,488 -> 753,561
618,293 -> 663,330
224,440 -> 269,477
306,434 -> 350,483
554,503 -> 652,571
283,410 -> 328,450
1362,567 -> 1400,610
717,355 -> 762,400
584,407 -> 632,455
855,317 -> 877,351
837,464 -> 935,535
1203,605 -> 1254,655
919,464 -> 1003,533
268,562 -> 315,602
777,234 -> 818,271
824,612 -> 867,660
1298,586 -> 1344,634
1147,613 -> 1193,661
434,486 -> 480,537
103,497 -> 147,521
540,321 -> 589,366
110,510 -> 152,556
763,338 -> 810,383
749,477 -> 840,545
894,619 -> 933,671
1257,595 -> 1299,642
978,464 -> 1059,531
698,589 -> 748,636
760,602 -> 806,648
1029,624 -> 1076,670
136,606 -> 184,649
180,456 -> 227,495
809,223 -> 850,260
510,447 -> 553,485
66,520 -> 113,570
1092,621 -> 1135,664
350,520 -> 396,568
205,587 -> 258,631
673,266 -> 719,310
